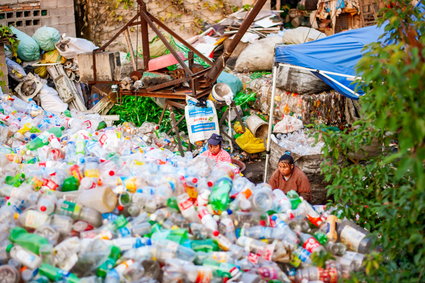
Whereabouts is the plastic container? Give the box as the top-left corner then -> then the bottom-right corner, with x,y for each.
209,83 -> 233,105
77,186 -> 117,214
246,114 -> 269,139
337,220 -> 372,254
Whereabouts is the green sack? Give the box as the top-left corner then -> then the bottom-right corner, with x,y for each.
10,26 -> 40,62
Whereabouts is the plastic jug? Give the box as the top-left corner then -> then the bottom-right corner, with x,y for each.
77,186 -> 117,213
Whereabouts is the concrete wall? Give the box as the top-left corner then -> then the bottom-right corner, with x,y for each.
0,0 -> 76,36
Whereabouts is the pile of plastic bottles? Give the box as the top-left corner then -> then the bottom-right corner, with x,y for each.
0,94 -> 372,283
271,130 -> 324,157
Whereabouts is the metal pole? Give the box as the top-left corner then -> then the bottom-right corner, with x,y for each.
206,0 -> 268,82
264,64 -> 278,183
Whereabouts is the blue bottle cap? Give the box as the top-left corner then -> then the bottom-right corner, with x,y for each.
226,209 -> 233,215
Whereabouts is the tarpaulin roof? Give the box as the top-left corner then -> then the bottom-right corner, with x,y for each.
274,25 -> 386,99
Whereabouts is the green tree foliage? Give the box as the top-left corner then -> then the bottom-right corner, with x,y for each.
319,1 -> 425,281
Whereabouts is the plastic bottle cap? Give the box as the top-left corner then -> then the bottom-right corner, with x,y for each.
117,205 -> 124,211
207,181 -> 213,187
192,178 -> 198,183
6,244 -> 13,253
226,209 -> 233,215
259,220 -> 267,226
212,231 -> 219,237
40,206 -> 46,212
109,170 -> 115,176
271,215 -> 277,220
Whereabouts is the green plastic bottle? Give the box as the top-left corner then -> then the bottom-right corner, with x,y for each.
96,121 -> 107,130
26,132 -> 50,151
191,239 -> 220,252
47,126 -> 64,138
8,227 -> 51,255
96,246 -> 121,278
287,190 -> 302,210
167,228 -> 189,245
38,263 -> 80,283
166,197 -> 179,211
61,176 -> 79,192
209,176 -> 232,212
5,173 -> 26,187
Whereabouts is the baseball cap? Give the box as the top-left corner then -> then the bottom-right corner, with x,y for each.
207,133 -> 223,145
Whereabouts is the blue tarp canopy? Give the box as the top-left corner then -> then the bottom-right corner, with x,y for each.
275,25 -> 386,99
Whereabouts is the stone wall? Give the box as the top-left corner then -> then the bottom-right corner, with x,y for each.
0,0 -> 76,36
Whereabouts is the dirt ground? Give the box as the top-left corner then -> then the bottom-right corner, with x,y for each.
242,159 -> 271,184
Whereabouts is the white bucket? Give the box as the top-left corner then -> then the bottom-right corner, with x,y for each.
77,186 -> 117,213
209,83 -> 233,104
246,114 -> 269,139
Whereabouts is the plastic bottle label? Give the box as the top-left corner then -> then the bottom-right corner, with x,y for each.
25,210 -> 49,228
340,225 -> 366,251
261,243 -> 275,261
195,269 -> 212,283
248,252 -> 260,264
319,267 -> 338,283
303,237 -> 321,253
258,266 -> 279,280
178,198 -> 194,211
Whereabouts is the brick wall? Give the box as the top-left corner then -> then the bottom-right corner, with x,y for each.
0,0 -> 76,36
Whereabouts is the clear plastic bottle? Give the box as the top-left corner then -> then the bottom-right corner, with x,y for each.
51,237 -> 80,271
295,266 -> 340,283
197,206 -> 218,233
8,245 -> 42,270
79,206 -> 103,227
298,232 -> 324,254
218,211 -> 236,243
337,220 -> 372,254
18,209 -> 51,229
0,264 -> 20,283
251,183 -> 274,212
236,236 -> 267,254
37,193 -> 57,215
177,193 -> 198,223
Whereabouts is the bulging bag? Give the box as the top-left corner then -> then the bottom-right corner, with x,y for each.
185,97 -> 219,143
10,26 -> 40,62
32,26 -> 61,51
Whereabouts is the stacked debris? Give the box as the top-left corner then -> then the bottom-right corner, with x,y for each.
1,25 -> 119,123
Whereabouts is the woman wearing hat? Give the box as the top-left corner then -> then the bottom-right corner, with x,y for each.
268,153 -> 311,202
201,133 -> 232,163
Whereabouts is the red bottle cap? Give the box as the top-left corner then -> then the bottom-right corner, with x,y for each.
212,230 -> 219,237
40,206 -> 47,212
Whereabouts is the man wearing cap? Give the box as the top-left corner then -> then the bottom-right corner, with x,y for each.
201,133 -> 232,163
268,153 -> 311,202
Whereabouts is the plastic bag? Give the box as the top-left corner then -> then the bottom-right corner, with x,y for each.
55,35 -> 98,59
32,26 -> 61,51
282,27 -> 326,45
273,115 -> 304,134
217,72 -> 243,97
35,50 -> 67,78
235,128 -> 266,154
6,58 -> 26,81
38,85 -> 68,113
10,26 -> 40,62
185,97 -> 219,143
234,36 -> 282,72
